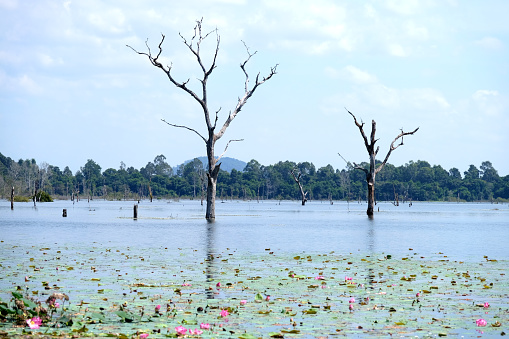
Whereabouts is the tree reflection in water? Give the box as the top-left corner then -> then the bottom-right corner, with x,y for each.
205,221 -> 216,300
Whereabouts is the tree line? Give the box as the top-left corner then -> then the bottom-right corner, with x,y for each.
1,152 -> 507,203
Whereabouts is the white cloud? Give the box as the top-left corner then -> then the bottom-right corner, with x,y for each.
214,0 -> 246,4
364,4 -> 377,18
385,0 -> 421,15
405,21 -> 429,40
87,8 -> 128,34
0,0 -> 16,9
0,50 -> 19,64
331,65 -> 450,111
368,84 -> 401,109
472,90 -> 502,117
6,74 -> 42,94
403,88 -> 450,110
258,0 -> 352,54
38,53 -> 63,67
387,43 -> 408,57
475,37 -> 503,50
343,65 -> 378,84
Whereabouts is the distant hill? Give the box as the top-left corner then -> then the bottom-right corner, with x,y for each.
175,157 -> 247,173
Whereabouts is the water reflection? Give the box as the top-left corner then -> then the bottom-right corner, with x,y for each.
366,218 -> 375,291
205,221 -> 216,299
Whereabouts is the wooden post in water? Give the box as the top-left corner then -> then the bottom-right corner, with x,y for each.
133,204 -> 138,220
62,209 -> 67,217
10,186 -> 14,210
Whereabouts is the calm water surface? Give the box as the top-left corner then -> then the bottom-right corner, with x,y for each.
1,199 -> 507,261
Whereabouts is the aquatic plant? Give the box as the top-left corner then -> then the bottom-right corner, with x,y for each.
0,245 -> 507,338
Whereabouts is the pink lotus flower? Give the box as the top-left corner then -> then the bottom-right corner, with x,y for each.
55,302 -> 60,308
484,302 -> 490,308
175,325 -> 188,336
266,295 -> 270,301
476,318 -> 487,327
200,323 -> 210,330
240,300 -> 247,305
216,282 -> 221,287
139,334 -> 149,339
182,282 -> 191,286
349,297 -> 355,303
26,317 -> 42,329
220,309 -> 229,317
416,292 -> 420,297
155,304 -> 161,313
345,276 -> 353,281
189,329 -> 203,335
349,304 -> 354,311
315,276 -> 325,280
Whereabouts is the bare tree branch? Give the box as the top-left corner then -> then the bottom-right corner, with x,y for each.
213,107 -> 221,130
215,43 -> 278,141
161,118 -> 207,143
127,35 -> 207,113
376,126 -> 420,174
180,18 -> 219,81
337,153 -> 350,166
291,168 -> 302,181
352,162 -> 369,174
345,108 -> 370,152
338,153 -> 363,173
291,167 -> 308,205
216,139 -> 244,163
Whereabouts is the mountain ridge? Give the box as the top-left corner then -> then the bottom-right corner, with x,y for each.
175,156 -> 247,173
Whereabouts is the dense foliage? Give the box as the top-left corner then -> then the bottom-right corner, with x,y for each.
1,152 -> 508,202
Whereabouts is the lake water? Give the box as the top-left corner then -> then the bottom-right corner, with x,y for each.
0,199 -> 508,338
1,199 -> 507,261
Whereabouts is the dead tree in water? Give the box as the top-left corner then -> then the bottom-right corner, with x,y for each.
290,168 -> 308,205
33,171 -> 40,207
128,18 -> 277,220
392,184 -> 399,206
346,108 -> 419,217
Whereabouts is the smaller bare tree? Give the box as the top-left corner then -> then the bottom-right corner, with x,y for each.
345,108 -> 419,217
290,168 -> 308,205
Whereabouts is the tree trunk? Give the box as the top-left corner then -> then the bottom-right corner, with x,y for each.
10,186 -> 14,210
300,187 -> 307,205
206,174 -> 217,220
205,141 -> 219,220
367,179 -> 375,216
366,152 -> 376,216
33,176 -> 39,207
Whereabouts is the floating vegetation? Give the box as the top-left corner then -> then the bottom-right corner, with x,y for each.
0,242 -> 507,338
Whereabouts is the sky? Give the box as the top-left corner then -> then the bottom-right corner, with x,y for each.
1,0 -> 508,176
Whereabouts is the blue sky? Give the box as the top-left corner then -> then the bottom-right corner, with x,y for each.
1,0 -> 508,176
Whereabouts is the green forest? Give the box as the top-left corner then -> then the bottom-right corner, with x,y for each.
1,151 -> 508,203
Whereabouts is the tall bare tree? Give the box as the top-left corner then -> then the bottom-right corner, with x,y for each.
290,168 -> 308,205
128,19 -> 277,220
345,108 -> 419,217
